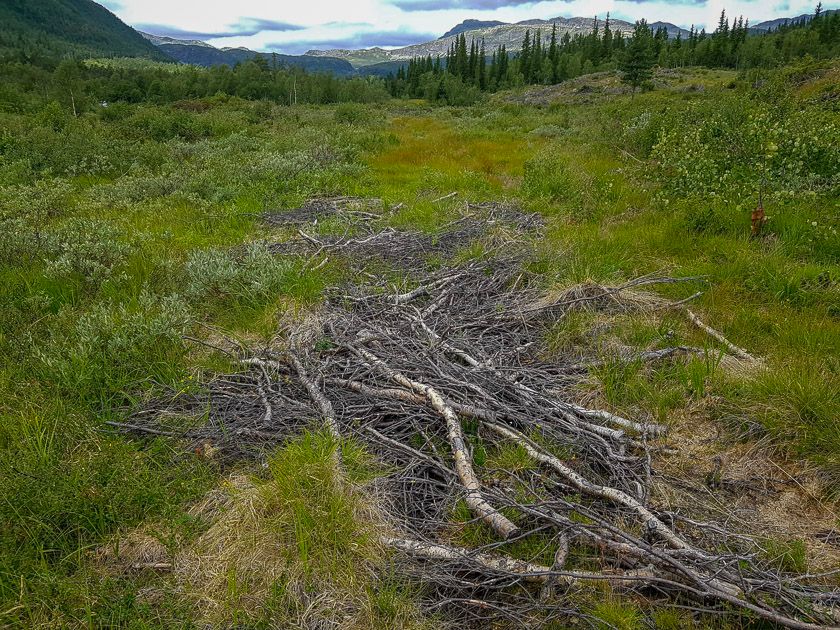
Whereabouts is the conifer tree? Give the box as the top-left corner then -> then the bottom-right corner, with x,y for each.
620,19 -> 655,94
519,29 -> 531,83
548,24 -> 559,83
456,34 -> 468,79
602,13 -> 613,62
478,39 -> 487,90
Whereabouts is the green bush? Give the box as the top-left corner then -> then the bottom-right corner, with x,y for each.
334,102 -> 369,125
650,88 -> 840,203
34,292 -> 190,406
184,242 -> 298,307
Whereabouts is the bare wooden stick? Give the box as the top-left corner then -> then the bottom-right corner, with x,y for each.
288,351 -> 340,440
384,536 -> 555,584
481,420 -> 691,551
685,309 -> 758,362
431,191 -> 458,204
384,536 -> 661,590
350,345 -> 519,540
568,403 -> 667,437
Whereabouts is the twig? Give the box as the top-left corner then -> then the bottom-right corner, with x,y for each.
685,309 -> 758,362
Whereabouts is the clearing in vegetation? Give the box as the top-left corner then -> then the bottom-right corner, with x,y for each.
1,61 -> 838,628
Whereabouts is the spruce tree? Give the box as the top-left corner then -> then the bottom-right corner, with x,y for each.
456,34 -> 468,79
602,13 -> 613,62
519,30 -> 531,83
478,39 -> 487,90
620,20 -> 655,94
532,31 -> 542,83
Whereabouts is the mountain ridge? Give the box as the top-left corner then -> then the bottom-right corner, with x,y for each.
139,32 -> 357,75
440,20 -> 506,39
0,0 -> 169,60
752,8 -> 839,31
304,15 -> 691,67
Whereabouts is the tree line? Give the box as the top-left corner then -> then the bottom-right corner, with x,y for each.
0,55 -> 389,114
387,5 -> 840,102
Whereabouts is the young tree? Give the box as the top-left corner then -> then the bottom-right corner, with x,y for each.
519,29 -> 531,83
620,20 -> 655,94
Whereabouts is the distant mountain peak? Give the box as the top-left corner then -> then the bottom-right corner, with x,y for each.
440,20 -> 506,39
139,32 -> 213,48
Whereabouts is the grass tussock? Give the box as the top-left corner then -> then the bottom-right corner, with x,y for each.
176,431 -> 428,629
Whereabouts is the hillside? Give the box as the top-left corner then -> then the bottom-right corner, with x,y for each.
305,16 -> 688,67
305,46 -> 394,67
0,0 -> 169,61
440,19 -> 506,39
142,33 -> 357,75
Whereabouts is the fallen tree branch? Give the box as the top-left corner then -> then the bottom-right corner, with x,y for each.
350,344 -> 519,540
685,309 -> 758,363
480,420 -> 691,551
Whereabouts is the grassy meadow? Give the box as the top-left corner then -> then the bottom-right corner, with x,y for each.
1,61 -> 838,626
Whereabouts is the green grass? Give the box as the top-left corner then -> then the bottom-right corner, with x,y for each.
1,61 -> 838,626
175,431 -> 428,628
590,596 -> 645,630
761,537 -> 809,574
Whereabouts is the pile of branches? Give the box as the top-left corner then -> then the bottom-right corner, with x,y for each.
262,196 -> 384,226
121,257 -> 839,629
267,200 -> 544,271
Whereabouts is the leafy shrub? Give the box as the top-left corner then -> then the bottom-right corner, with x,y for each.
0,180 -> 73,263
121,108 -> 214,142
184,242 -> 298,307
43,218 -> 132,285
36,101 -> 69,131
650,89 -> 840,203
334,103 -> 369,125
34,292 -> 190,405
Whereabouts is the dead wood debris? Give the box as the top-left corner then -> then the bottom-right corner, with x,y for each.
267,200 -> 544,271
119,262 -> 836,629
115,199 -> 834,628
262,196 -> 384,226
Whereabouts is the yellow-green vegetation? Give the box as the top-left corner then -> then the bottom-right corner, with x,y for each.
1,57 -> 838,626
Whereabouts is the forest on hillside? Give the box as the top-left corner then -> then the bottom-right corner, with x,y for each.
0,0 -> 166,60
1,6 -> 837,110
389,8 -> 840,102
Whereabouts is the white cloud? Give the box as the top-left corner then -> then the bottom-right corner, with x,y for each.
108,0 -> 835,53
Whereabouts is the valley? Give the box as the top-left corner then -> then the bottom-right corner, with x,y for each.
0,2 -> 838,628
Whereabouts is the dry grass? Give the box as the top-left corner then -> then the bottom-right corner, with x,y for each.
655,408 -> 840,574
95,526 -> 171,576
172,432 -> 429,628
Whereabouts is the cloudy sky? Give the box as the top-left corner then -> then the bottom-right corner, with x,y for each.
101,0 -> 834,54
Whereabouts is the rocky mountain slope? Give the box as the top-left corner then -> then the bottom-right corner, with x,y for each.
440,19 -> 506,39
305,16 -> 688,67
